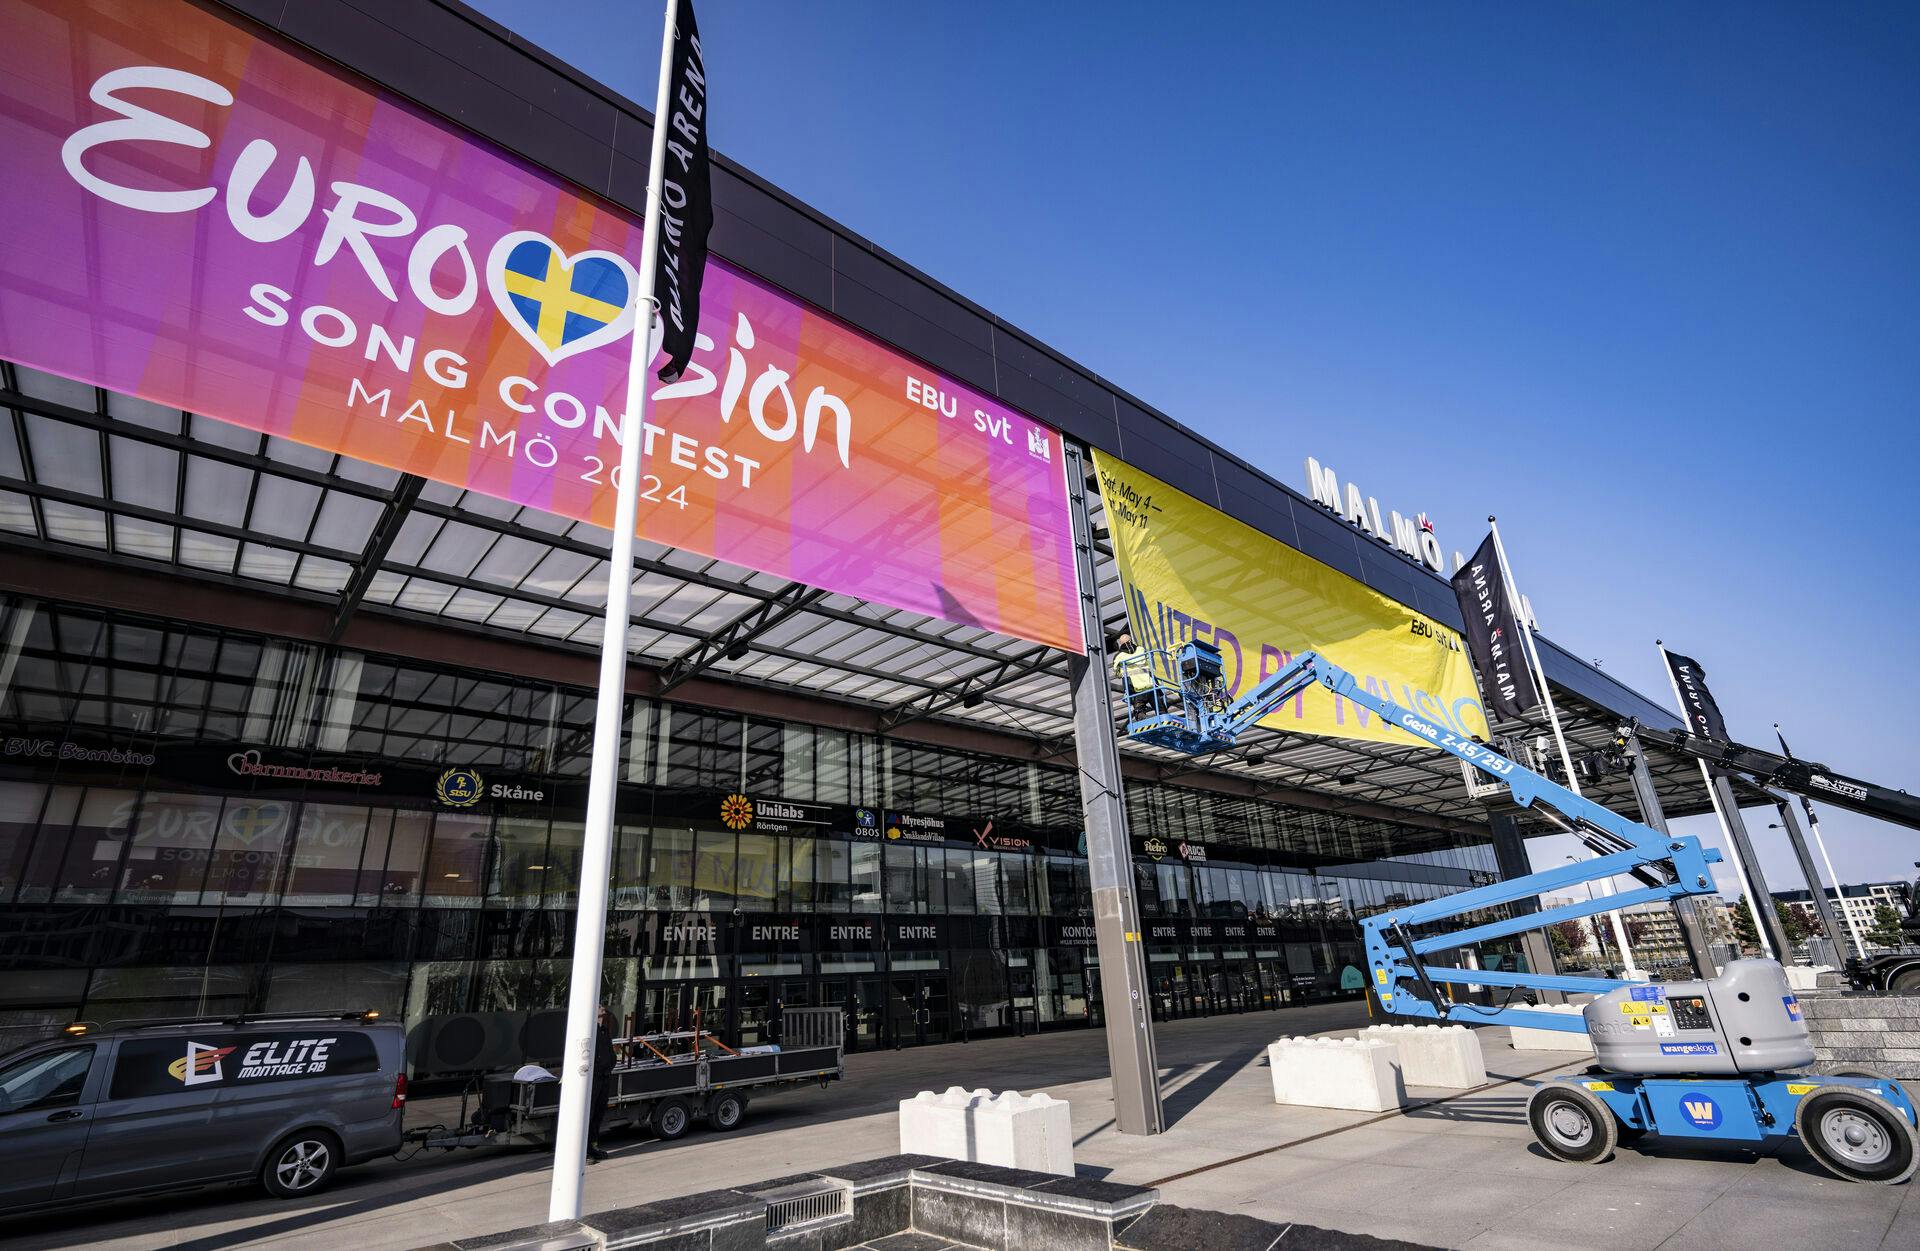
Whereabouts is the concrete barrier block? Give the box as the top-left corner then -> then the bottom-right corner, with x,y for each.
1507,1004 -> 1594,1054
977,1091 -> 1074,1176
899,1086 -> 991,1161
1267,1036 -> 1406,1112
1783,965 -> 1835,991
1357,1024 -> 1486,1089
897,1087 -> 1073,1175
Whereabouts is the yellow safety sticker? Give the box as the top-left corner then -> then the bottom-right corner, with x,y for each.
1124,931 -> 1138,942
1375,968 -> 1388,985
1584,1081 -> 1614,1092
1379,991 -> 1393,1004
1620,1003 -> 1642,1013
1787,1083 -> 1815,1095
1626,1015 -> 1651,1029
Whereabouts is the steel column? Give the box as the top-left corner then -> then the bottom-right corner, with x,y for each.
1711,775 -> 1795,961
1622,728 -> 1716,976
1768,793 -> 1847,960
1065,445 -> 1163,1136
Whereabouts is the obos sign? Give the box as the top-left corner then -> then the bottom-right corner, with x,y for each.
0,0 -> 1082,653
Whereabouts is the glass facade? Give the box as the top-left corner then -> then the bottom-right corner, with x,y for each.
0,596 -> 1501,1073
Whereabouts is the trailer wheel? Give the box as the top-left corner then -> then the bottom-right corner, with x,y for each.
1528,1083 -> 1617,1164
651,1097 -> 693,1142
1796,1088 -> 1918,1184
706,1091 -> 747,1131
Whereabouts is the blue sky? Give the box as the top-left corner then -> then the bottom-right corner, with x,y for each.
469,1 -> 1920,900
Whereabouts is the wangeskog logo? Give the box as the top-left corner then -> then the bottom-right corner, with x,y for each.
1679,1092 -> 1722,1130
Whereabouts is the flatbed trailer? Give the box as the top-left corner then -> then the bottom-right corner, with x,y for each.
405,1007 -> 844,1150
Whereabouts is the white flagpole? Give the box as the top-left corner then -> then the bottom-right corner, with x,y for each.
1486,517 -> 1641,978
1655,640 -> 1773,960
548,0 -> 682,1222
1777,723 -> 1870,960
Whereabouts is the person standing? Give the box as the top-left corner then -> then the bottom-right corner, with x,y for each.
1110,632 -> 1156,721
586,1004 -> 617,1162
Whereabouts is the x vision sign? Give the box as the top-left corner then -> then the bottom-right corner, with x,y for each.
0,0 -> 1082,653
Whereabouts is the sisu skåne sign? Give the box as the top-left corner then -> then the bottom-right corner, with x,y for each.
0,0 -> 1083,653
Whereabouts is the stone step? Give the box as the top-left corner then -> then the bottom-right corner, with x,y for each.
1810,1030 -> 1920,1049
1804,1043 -> 1920,1066
1809,1058 -> 1920,1079
1805,996 -> 1920,1020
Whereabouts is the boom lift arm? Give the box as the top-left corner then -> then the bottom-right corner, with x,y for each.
1626,722 -> 1920,833
1123,643 -> 1724,1033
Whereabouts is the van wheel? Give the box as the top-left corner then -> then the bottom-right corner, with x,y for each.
706,1091 -> 747,1132
651,1097 -> 692,1141
262,1129 -> 340,1198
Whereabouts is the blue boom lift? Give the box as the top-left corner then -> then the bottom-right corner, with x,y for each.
1121,641 -> 1919,1183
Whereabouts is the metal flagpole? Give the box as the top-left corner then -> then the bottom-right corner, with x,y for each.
1486,517 -> 1640,977
1777,723 -> 1870,960
548,0 -> 682,1221
1655,640 -> 1774,960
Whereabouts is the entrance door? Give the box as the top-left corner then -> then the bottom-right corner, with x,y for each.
920,975 -> 950,1043
886,975 -> 950,1047
1150,969 -> 1174,1021
736,982 -> 775,1048
1163,965 -> 1199,1018
854,978 -> 886,1050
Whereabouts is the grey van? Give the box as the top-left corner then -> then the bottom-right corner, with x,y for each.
0,1012 -> 405,1214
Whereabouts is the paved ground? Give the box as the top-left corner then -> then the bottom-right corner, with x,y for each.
6,1002 -> 1916,1250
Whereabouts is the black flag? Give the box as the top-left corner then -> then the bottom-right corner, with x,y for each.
1662,649 -> 1730,742
1449,532 -> 1541,721
652,0 -> 711,384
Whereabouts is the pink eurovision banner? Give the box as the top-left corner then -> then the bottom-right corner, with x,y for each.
0,0 -> 1083,653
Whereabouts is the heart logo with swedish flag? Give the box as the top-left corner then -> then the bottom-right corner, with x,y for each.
485,231 -> 639,365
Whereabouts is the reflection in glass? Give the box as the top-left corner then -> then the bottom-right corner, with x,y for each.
544,820 -> 585,909
733,833 -> 778,911
284,803 -> 370,906
119,792 -> 220,904
850,842 -> 882,913
423,812 -> 489,907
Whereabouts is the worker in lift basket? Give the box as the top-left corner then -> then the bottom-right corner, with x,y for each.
1110,633 -> 1157,722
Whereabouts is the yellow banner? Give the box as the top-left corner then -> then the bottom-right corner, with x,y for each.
1094,452 -> 1489,749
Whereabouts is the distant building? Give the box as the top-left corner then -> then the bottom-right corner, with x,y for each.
1540,895 -> 1736,967
1774,880 -> 1910,940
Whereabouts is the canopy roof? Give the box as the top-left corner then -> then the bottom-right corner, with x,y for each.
0,358 -> 1740,839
